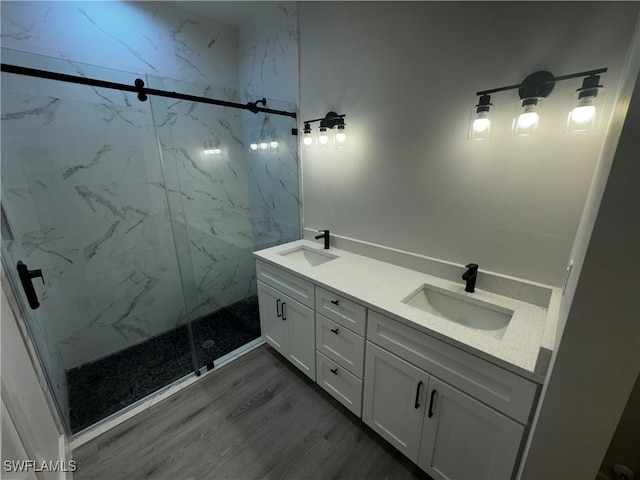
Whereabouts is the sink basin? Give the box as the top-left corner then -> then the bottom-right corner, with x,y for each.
402,284 -> 513,339
277,245 -> 338,267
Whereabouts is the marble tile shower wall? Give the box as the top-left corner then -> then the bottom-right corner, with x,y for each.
238,1 -> 301,277
1,73 -> 185,369
1,1 -> 300,369
150,79 -> 258,320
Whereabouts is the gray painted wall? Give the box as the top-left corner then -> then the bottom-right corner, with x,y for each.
299,1 -> 639,286
519,57 -> 639,480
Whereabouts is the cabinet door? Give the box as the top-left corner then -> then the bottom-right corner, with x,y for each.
362,341 -> 430,462
257,281 -> 286,354
283,296 -> 315,380
418,377 -> 524,480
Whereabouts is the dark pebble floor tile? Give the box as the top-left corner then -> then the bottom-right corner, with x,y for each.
67,296 -> 261,433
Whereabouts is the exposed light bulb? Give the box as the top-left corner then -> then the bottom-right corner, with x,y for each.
270,140 -> 279,149
570,104 -> 596,124
259,141 -> 268,150
335,124 -> 347,147
303,136 -> 313,147
318,127 -> 329,148
250,142 -> 258,151
517,111 -> 539,129
468,94 -> 492,141
472,117 -> 491,133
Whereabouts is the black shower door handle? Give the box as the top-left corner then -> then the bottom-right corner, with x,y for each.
16,261 -> 44,310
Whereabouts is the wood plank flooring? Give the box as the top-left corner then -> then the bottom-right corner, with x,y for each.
73,345 -> 431,480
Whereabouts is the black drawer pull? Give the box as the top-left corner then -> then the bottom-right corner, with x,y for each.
281,302 -> 287,321
414,381 -> 423,409
330,368 -> 338,375
428,389 -> 437,418
330,328 -> 339,334
330,299 -> 340,306
276,298 -> 281,317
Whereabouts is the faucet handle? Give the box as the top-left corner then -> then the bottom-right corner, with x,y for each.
465,263 -> 478,270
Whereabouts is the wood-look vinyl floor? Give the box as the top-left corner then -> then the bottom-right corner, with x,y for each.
73,345 -> 431,480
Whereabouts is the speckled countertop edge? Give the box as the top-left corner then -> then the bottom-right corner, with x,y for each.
254,240 -> 560,384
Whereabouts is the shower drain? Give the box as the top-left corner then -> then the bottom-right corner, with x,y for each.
202,339 -> 215,349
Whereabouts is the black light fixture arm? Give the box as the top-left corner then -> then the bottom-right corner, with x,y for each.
476,67 -> 608,97
303,111 -> 346,127
1,63 -> 297,119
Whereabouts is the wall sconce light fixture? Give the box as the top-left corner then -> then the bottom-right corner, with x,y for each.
469,67 -> 607,140
301,111 -> 347,149
204,140 -> 221,155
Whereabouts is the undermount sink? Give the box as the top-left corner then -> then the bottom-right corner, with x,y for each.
277,245 -> 338,267
402,284 -> 513,339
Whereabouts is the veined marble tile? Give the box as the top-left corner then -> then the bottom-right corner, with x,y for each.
2,2 -> 300,372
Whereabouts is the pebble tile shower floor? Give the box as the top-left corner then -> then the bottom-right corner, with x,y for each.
67,296 -> 261,433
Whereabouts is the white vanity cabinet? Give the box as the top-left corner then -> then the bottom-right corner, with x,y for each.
362,341 -> 429,460
255,253 -> 541,480
363,310 -> 537,480
418,376 -> 524,480
257,261 -> 316,380
315,287 -> 366,417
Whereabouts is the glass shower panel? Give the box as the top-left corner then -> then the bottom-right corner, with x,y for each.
147,75 -> 300,370
0,49 -> 197,434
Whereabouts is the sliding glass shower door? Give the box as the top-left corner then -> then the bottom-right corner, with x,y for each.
0,49 -> 198,434
1,48 -> 301,436
147,75 -> 300,370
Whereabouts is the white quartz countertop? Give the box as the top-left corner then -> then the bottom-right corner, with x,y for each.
254,239 -> 558,383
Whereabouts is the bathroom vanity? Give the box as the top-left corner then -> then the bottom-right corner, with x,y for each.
253,240 -> 559,480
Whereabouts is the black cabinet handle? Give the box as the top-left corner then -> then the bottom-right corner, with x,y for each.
330,299 -> 340,306
414,381 -> 423,409
330,368 -> 338,375
281,302 -> 286,320
276,299 -> 281,317
330,328 -> 339,334
428,389 -> 437,418
16,261 -> 44,310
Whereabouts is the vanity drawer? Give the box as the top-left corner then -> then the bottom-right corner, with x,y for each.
367,310 -> 538,424
316,314 -> 365,378
316,351 -> 363,417
256,260 -> 314,308
316,287 -> 366,336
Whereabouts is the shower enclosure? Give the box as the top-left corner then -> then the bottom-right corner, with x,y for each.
0,48 -> 300,434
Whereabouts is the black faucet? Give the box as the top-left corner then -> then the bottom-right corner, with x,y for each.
462,263 -> 478,293
315,230 -> 330,249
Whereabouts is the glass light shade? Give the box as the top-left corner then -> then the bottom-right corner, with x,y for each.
468,109 -> 491,141
513,99 -> 541,136
249,142 -> 259,153
335,125 -> 347,147
567,88 -> 605,132
270,140 -> 279,149
302,134 -> 313,150
318,127 -> 329,149
259,141 -> 269,150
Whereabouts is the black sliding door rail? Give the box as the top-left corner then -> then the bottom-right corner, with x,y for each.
1,63 -> 297,119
